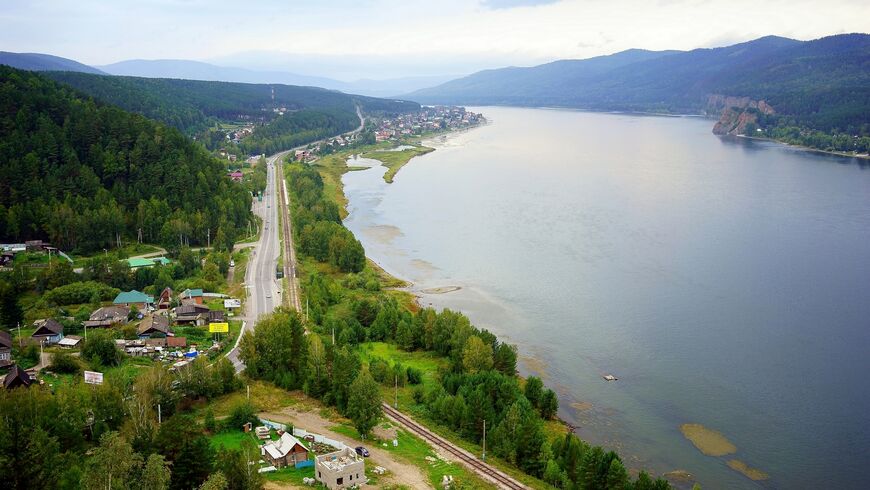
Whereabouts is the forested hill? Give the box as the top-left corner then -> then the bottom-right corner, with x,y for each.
407,34 -> 870,150
0,66 -> 253,253
43,72 -> 419,154
0,51 -> 105,74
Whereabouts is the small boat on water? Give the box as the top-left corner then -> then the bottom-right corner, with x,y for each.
603,374 -> 618,382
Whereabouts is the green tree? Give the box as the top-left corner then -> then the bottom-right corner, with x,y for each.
461,335 -> 493,373
215,440 -> 263,490
524,376 -> 543,408
606,458 -> 629,490
346,371 -> 382,438
0,280 -> 23,330
198,472 -> 228,490
82,328 -> 123,367
81,432 -> 142,490
140,454 -> 172,490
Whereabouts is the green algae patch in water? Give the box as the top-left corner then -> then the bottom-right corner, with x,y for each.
680,423 -> 737,456
727,459 -> 769,481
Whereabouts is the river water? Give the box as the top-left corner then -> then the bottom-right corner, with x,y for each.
341,107 -> 870,488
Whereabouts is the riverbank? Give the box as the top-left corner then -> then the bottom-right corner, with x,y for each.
733,133 -> 870,160
362,146 -> 435,183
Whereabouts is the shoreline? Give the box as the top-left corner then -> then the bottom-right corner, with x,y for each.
732,133 -> 870,160
463,103 -> 868,161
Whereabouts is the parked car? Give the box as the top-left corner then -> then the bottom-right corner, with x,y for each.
355,446 -> 370,457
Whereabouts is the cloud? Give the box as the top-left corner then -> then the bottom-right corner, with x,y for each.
480,0 -> 560,9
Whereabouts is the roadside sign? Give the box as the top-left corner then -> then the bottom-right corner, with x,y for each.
209,322 -> 229,333
224,299 -> 241,309
84,371 -> 104,385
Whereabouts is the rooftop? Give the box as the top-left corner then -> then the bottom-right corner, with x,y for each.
113,290 -> 154,305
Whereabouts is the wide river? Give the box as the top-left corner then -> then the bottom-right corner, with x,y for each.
341,107 -> 870,488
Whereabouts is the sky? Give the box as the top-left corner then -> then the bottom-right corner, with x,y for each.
1,0 -> 868,80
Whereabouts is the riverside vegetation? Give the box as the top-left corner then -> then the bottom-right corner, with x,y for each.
265,144 -> 675,489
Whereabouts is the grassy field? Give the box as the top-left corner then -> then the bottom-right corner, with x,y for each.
361,146 -> 435,183
331,421 -> 496,489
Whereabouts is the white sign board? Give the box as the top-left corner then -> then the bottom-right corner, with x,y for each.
224,299 -> 242,309
84,371 -> 104,385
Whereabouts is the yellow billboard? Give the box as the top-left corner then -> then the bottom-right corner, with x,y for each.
209,322 -> 229,333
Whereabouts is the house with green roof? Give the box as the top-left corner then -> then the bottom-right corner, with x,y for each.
113,290 -> 155,309
126,257 -> 172,269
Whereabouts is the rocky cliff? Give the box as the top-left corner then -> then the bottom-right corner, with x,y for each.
708,95 -> 775,136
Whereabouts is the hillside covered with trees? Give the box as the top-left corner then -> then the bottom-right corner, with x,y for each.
44,72 -> 419,154
0,66 -> 252,253
408,34 -> 870,154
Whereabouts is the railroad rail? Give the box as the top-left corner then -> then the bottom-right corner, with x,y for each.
381,403 -> 529,489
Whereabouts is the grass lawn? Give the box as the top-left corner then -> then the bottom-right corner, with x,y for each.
208,430 -> 260,451
71,243 -> 162,266
262,464 -> 316,485
361,146 -> 435,183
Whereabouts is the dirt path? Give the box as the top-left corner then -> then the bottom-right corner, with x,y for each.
260,408 -> 432,489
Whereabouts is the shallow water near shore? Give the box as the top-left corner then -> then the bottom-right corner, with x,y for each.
341,107 -> 870,488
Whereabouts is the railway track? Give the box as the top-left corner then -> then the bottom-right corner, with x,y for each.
381,403 -> 529,489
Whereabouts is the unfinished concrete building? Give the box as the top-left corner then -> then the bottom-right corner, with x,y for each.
314,447 -> 366,489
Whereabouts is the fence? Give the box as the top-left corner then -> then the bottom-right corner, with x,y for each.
259,418 -> 288,431
292,427 -> 345,450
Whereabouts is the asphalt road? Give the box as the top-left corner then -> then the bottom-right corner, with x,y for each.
227,151 -> 286,371
226,107 -> 363,372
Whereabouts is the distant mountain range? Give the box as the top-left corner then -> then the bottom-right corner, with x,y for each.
96,59 -> 454,97
0,52 -> 452,97
0,51 -> 105,74
406,34 -> 870,136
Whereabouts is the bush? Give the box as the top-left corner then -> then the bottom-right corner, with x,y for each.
223,401 -> 258,431
43,281 -> 120,306
368,357 -> 390,384
81,329 -> 122,367
48,351 -> 81,374
406,367 -> 423,385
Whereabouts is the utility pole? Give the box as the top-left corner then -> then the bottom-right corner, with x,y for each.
17,322 -> 21,347
158,404 -> 162,424
207,228 -> 210,249
482,419 -> 486,461
395,375 -> 398,409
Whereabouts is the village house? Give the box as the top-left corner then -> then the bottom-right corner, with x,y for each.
315,447 -> 366,489
228,170 -> 244,182
84,305 -> 130,328
0,330 -> 13,368
174,304 -> 210,326
180,288 -> 205,305
3,365 -> 32,389
157,287 -> 174,310
57,335 -> 83,349
31,318 -> 64,345
138,314 -> 170,338
113,290 -> 154,310
207,310 -> 225,323
262,432 -> 311,469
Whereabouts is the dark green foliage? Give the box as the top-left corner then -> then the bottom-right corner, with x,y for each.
0,280 -> 23,329
347,370 -> 382,438
43,281 -> 120,306
48,351 -> 81,374
238,309 -> 308,389
0,66 -> 252,253
288,164 -> 365,273
223,401 -> 259,431
155,415 -> 214,490
215,440 -> 264,490
45,71 -> 418,145
81,328 -> 122,367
